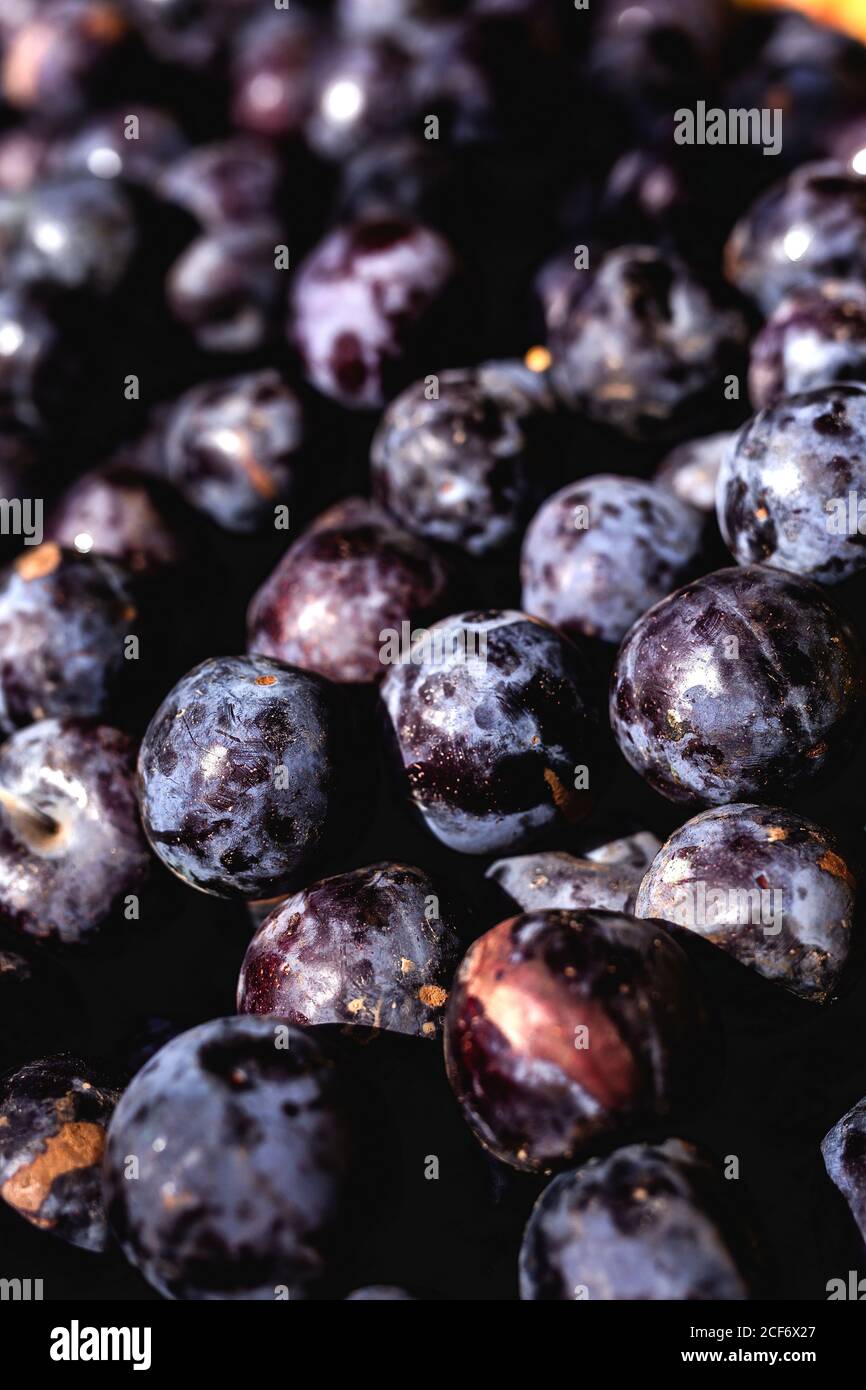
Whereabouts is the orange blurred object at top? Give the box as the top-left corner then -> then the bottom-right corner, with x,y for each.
741,0 -> 866,43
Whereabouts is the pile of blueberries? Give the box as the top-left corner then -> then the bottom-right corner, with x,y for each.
6,0 -> 866,1302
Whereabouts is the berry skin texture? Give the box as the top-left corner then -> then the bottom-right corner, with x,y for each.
822,1096 -> 866,1248
725,162 -> 866,315
748,282 -> 866,410
289,216 -> 458,410
519,1139 -> 753,1300
0,544 -> 138,734
0,719 -> 152,945
167,222 -> 283,354
0,1056 -> 119,1252
371,361 -> 554,556
0,175 -> 136,296
47,467 -> 188,574
487,833 -> 661,916
610,565 -> 865,805
247,496 -> 451,684
654,431 -> 734,515
160,370 -> 304,534
717,384 -> 866,584
238,862 -> 462,1039
102,1017 -> 348,1300
521,475 -> 704,645
549,244 -> 748,443
444,910 -> 707,1172
137,655 -> 354,898
635,804 -> 855,1003
380,610 -> 598,855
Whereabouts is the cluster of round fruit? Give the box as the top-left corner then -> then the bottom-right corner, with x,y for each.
4,0 -> 866,1302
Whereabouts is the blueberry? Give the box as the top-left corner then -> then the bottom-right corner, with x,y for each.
371,361 -> 554,556
748,282 -> 866,409
635,803 -> 855,1002
231,8 -> 320,139
549,245 -> 748,442
726,162 -> 866,314
160,370 -> 304,534
0,129 -> 50,194
521,475 -> 704,645
0,719 -> 151,944
157,137 -> 283,231
49,106 -> 188,190
380,610 -> 598,854
0,544 -> 139,733
289,216 -> 458,410
137,655 -> 357,898
610,565 -> 866,804
335,134 -> 459,227
0,176 -> 137,296
654,431 -> 734,514
304,40 -> 411,163
0,288 -> 77,429
822,1096 -> 866,1249
717,383 -> 866,583
487,832 -> 661,916
238,862 -> 463,1039
102,1016 -> 349,1300
247,496 -> 451,684
47,467 -> 189,574
0,1056 -> 119,1251
444,910 -> 708,1171
0,0 -> 131,120
167,221 -> 283,353
519,1139 -> 754,1300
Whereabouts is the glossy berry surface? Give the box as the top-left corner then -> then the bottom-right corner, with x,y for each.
655,431 -> 734,514
0,1056 -> 119,1252
635,803 -> 856,1003
717,384 -> 866,584
0,719 -> 151,944
610,566 -> 865,805
380,611 -> 598,854
103,1017 -> 348,1300
726,162 -> 866,315
487,832 -> 660,916
549,245 -> 748,442
0,176 -> 136,296
371,361 -> 553,556
519,1139 -> 753,1300
51,106 -> 188,189
749,282 -> 866,409
444,910 -> 707,1171
0,543 -> 138,734
247,496 -> 451,684
289,217 -> 458,410
167,222 -> 282,353
158,137 -> 283,231
521,475 -> 704,645
822,1096 -> 866,1248
231,9 -> 319,138
160,370 -> 304,534
137,655 -> 355,898
238,861 -> 462,1039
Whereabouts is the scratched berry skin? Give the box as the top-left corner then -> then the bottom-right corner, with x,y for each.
717,384 -> 866,583
444,910 -> 707,1172
289,216 -> 458,410
725,162 -> 866,314
609,566 -> 866,805
0,1056 -> 119,1252
0,543 -> 139,735
748,282 -> 866,409
380,611 -> 598,855
635,803 -> 856,1002
102,1017 -> 349,1300
521,475 -> 704,644
238,862 -> 462,1039
822,1096 -> 866,1248
136,655 -> 356,898
246,496 -> 451,683
519,1139 -> 754,1300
